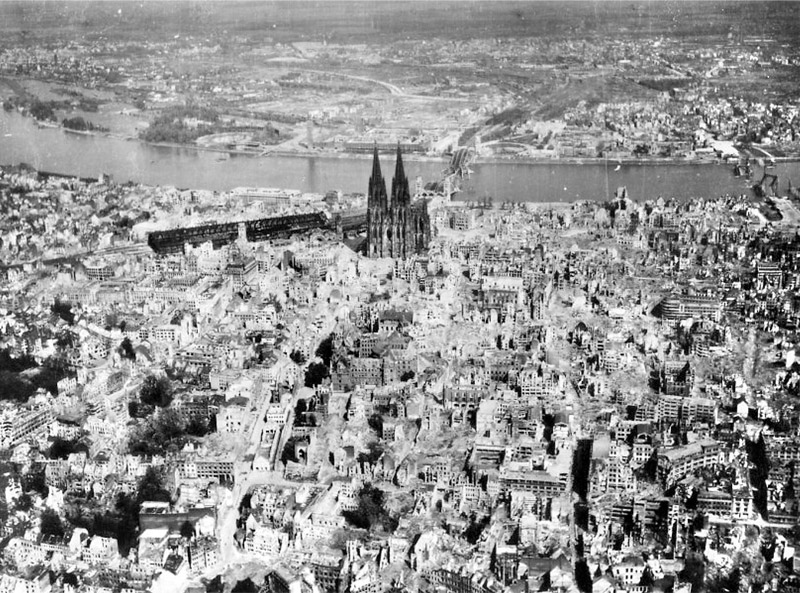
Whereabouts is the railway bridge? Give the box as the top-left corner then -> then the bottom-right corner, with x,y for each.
147,210 -> 368,255
437,145 -> 477,198
445,146 -> 476,178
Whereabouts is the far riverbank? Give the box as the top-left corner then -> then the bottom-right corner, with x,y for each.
32,114 -> 800,168
138,136 -> 800,168
4,110 -> 800,200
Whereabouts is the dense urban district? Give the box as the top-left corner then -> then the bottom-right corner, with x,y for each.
5,143 -> 800,593
1,2 -> 800,163
6,3 -> 800,593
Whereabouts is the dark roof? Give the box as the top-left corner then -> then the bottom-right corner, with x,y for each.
163,553 -> 185,574
380,309 -> 413,324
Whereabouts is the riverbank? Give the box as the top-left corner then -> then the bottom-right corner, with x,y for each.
4,108 -> 800,199
135,137 -> 800,167
19,113 -> 800,167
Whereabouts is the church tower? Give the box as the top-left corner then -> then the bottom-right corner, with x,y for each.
367,144 -> 388,258
366,144 -> 430,259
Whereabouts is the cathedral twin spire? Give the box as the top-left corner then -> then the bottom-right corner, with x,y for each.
366,143 -> 429,259
368,143 -> 410,211
368,143 -> 388,210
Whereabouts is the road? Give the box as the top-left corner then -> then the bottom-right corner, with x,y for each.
214,467 -> 311,571
216,482 -> 242,567
245,377 -> 276,460
3,241 -> 150,271
215,376 -> 274,566
214,321 -> 335,570
565,441 -> 577,577
301,69 -> 471,103
743,326 -> 758,382
215,365 -> 299,566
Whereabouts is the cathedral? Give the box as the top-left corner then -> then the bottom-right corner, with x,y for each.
366,145 -> 431,259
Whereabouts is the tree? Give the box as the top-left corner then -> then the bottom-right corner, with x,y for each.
0,348 -> 36,372
47,437 -> 88,459
129,408 -> 188,455
21,463 -> 48,497
114,492 -> 140,555
315,334 -> 334,367
180,520 -> 195,539
304,361 -> 330,388
51,299 -> 75,325
706,565 -> 741,593
15,492 -> 33,511
153,408 -> 187,443
32,357 -> 70,395
0,370 -> 36,402
342,483 -> 397,533
357,441 -> 384,465
30,100 -> 55,122
40,508 -> 65,537
231,578 -> 259,593
281,437 -> 302,465
62,116 -> 104,132
139,375 -> 173,408
91,512 -> 120,539
127,400 -> 148,419
400,370 -> 415,382
595,140 -> 607,157
55,330 -> 74,349
118,337 -> 136,361
186,416 -> 211,437
463,514 -> 490,544
289,350 -> 306,365
105,312 -> 119,330
639,566 -> 654,587
367,413 -> 383,435
137,466 -> 171,505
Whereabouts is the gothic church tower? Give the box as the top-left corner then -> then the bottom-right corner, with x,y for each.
366,145 -> 431,259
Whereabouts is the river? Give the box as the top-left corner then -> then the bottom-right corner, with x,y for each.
2,110 -> 799,202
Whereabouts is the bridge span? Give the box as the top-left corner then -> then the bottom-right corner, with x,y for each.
435,145 -> 477,197
147,210 -> 367,255
447,146 -> 476,178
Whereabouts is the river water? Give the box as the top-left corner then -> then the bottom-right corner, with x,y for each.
2,110 -> 799,202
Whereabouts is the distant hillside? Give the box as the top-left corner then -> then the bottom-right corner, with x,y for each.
0,1 -> 799,46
